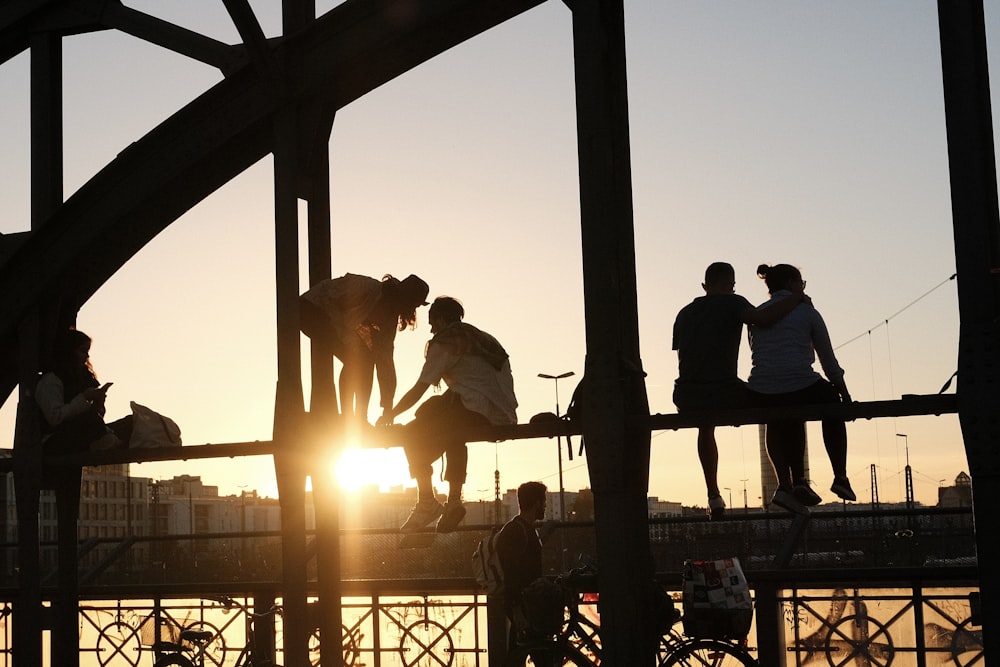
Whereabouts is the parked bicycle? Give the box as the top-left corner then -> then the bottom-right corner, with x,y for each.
151,598 -> 282,667
505,561 -> 758,667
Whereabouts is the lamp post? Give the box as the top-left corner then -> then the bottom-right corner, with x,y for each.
539,371 -> 575,521
724,487 -> 732,511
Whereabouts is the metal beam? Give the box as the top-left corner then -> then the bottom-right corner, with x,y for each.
565,0 -> 654,664
937,0 -> 1000,660
0,0 -> 548,404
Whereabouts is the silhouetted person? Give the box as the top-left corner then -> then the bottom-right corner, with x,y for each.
496,481 -> 551,666
749,263 -> 855,514
672,262 -> 805,518
300,273 -> 429,422
36,328 -> 132,452
380,296 -> 517,533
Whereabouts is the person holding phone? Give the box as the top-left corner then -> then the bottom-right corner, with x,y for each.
35,328 -> 132,452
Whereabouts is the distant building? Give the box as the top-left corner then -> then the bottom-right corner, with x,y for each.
938,471 -> 972,508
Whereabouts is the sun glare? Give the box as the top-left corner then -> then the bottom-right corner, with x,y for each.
334,448 -> 412,493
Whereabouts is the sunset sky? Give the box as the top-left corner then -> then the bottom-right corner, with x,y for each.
1,1 -> 995,510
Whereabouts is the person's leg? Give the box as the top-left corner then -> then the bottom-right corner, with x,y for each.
822,418 -> 848,476
437,402 -> 486,532
353,353 -> 376,422
45,412 -> 116,454
764,422 -> 793,491
697,427 -> 727,519
403,419 -> 443,505
400,398 -> 449,531
338,361 -> 360,417
697,427 -> 721,497
675,384 -> 726,516
766,420 -> 809,514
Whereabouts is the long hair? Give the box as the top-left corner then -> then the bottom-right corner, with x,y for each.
380,275 -> 419,331
47,328 -> 99,397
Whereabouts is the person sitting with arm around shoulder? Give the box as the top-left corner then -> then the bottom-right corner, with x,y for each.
672,261 -> 807,518
748,263 -> 855,514
379,296 -> 518,533
35,328 -> 132,453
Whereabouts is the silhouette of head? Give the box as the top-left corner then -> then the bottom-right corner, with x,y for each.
428,296 -> 464,327
703,262 -> 736,294
757,264 -> 803,294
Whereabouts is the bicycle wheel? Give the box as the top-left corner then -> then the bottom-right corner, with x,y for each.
506,641 -> 596,666
564,616 -> 601,663
152,655 -> 196,667
660,639 -> 757,667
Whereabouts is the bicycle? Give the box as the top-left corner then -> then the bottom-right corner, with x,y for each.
151,598 -> 283,667
506,562 -> 758,667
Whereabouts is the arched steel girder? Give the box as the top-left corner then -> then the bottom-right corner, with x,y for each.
0,0 -> 548,397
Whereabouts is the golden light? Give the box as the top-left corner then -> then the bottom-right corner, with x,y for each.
333,448 -> 412,493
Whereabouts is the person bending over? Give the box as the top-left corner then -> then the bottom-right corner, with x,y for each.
300,273 -> 429,422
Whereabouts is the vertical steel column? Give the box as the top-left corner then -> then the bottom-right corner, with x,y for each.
305,126 -> 348,667
53,468 -> 83,667
13,28 -> 65,667
272,106 -> 310,667
937,1 -> 1000,657
565,0 -> 655,664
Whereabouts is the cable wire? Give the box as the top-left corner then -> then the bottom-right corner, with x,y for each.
834,273 -> 957,350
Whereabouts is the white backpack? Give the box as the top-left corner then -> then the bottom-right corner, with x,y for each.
471,531 -> 504,595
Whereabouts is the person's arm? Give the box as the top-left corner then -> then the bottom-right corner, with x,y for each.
742,292 -> 809,327
35,375 -> 104,427
378,380 -> 430,425
373,337 -> 398,421
809,310 -> 851,402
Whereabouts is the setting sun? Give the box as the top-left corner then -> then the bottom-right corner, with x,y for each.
334,448 -> 413,493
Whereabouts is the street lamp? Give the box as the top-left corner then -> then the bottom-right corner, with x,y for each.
539,371 -> 575,521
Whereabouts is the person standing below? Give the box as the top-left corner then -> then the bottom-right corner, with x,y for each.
496,481 -> 550,665
748,263 -> 856,514
300,273 -> 429,422
672,262 -> 806,518
35,328 -> 132,452
379,296 -> 518,533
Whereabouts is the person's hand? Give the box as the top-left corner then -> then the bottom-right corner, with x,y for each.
83,382 -> 111,403
376,412 -> 394,427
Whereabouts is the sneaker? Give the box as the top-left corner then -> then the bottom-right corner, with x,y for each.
436,502 -> 467,533
792,483 -> 822,506
708,494 -> 726,520
831,476 -> 857,502
400,500 -> 444,533
771,488 -> 810,515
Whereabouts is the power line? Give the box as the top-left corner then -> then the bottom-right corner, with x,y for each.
834,273 -> 957,351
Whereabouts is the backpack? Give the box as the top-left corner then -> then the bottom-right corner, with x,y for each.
471,531 -> 504,595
